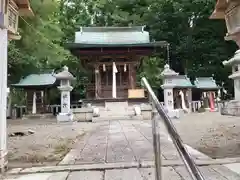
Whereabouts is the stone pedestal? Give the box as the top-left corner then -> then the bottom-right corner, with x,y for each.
140,104 -> 152,120
57,86 -> 74,122
57,113 -> 74,122
0,29 -> 8,171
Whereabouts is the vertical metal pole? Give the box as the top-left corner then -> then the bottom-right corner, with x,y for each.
151,108 -> 162,180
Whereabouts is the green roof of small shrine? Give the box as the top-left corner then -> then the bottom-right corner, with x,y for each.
172,75 -> 194,88
194,77 -> 219,89
66,26 -> 168,49
12,73 -> 56,88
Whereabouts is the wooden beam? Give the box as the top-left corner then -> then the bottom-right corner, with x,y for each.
74,49 -> 154,56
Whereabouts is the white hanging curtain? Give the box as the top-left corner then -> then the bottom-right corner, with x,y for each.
113,62 -> 118,73
112,62 -> 118,98
124,64 -> 127,72
32,92 -> 37,114
103,64 -> 106,72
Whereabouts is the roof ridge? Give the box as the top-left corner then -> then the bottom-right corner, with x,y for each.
80,26 -> 146,32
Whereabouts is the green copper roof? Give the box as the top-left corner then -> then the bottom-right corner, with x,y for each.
66,41 -> 168,49
67,26 -> 169,49
194,77 -> 219,89
74,26 -> 150,45
12,73 -> 56,87
172,75 -> 194,88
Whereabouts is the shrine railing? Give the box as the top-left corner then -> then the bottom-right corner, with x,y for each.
142,77 -> 204,180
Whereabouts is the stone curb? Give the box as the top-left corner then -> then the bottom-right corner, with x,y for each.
7,158 -> 240,175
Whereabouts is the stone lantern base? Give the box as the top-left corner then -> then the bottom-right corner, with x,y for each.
166,109 -> 181,119
57,112 -> 74,122
220,100 -> 240,116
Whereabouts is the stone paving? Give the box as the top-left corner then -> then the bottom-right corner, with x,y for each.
60,120 -> 209,165
3,120 -> 240,179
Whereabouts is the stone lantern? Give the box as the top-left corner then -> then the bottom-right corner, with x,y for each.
211,0 -> 240,47
54,66 -> 75,122
211,1 -> 240,113
161,64 -> 180,118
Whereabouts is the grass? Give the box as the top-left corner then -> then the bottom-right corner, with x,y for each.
53,143 -> 70,157
8,132 -> 87,164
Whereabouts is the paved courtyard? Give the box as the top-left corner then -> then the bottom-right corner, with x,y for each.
4,119 -> 240,179
60,120 -> 210,165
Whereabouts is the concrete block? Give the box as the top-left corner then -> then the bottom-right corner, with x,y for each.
72,108 -> 93,122
142,111 -> 152,120
57,113 -> 73,122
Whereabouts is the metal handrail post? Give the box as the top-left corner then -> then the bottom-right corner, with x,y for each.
142,77 -> 204,180
151,108 -> 162,180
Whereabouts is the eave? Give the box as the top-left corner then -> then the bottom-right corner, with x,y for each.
66,41 -> 168,50
210,0 -> 227,19
15,0 -> 34,16
210,0 -> 240,19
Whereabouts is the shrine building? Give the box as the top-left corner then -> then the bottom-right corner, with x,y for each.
66,26 -> 167,102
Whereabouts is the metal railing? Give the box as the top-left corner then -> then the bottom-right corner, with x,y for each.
141,77 -> 205,180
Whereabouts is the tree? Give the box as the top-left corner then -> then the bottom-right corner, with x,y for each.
143,0 -> 236,93
8,0 -> 71,84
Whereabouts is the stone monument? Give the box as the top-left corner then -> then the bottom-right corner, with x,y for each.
54,66 -> 75,122
211,1 -> 240,115
161,64 -> 180,118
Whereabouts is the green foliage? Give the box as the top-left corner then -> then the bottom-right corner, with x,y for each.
137,57 -> 164,90
8,0 -> 71,85
143,0 -> 236,93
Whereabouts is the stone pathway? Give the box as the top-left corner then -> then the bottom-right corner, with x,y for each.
60,120 -> 210,165
4,165 -> 240,180
4,120 -> 240,179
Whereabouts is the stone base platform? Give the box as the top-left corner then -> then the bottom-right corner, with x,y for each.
82,97 -> 149,107
22,113 -> 55,120
57,113 -> 74,122
220,100 -> 240,116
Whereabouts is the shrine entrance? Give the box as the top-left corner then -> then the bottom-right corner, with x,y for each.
67,26 -> 168,101
85,59 -> 138,100
98,63 -> 129,99
92,61 -> 136,99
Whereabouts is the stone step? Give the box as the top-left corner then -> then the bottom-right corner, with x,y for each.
94,115 -> 142,121
99,110 -> 135,117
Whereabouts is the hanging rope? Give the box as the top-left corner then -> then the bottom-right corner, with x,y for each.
167,43 -> 170,65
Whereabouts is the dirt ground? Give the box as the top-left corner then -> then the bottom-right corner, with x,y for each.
7,118 -> 97,168
172,112 -> 240,159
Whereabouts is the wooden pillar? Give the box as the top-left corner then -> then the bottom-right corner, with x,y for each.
95,65 -> 100,99
98,66 -> 101,98
43,89 -> 48,113
95,65 -> 98,99
129,64 -> 134,89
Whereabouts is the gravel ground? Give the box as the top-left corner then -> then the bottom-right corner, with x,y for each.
171,112 -> 240,159
7,118 -> 97,168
